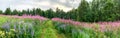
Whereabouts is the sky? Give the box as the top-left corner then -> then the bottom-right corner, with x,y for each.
0,0 -> 92,12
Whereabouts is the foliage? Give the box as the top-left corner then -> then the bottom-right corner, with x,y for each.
0,0 -> 120,22
0,10 -> 2,14
4,8 -> 11,15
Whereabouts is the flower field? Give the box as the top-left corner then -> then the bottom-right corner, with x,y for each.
0,15 -> 120,38
1,0 -> 120,38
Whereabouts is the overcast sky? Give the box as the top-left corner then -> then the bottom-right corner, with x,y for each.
0,0 -> 92,12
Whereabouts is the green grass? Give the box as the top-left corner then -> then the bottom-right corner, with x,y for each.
1,16 -> 120,38
0,17 -> 8,25
0,17 -> 65,38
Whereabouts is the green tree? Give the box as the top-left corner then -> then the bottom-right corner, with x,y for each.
77,0 -> 90,22
35,8 -> 43,16
45,8 -> 55,18
0,10 -> 2,14
32,8 -> 36,15
114,0 -> 120,20
26,9 -> 30,15
4,8 -> 11,15
67,8 -> 77,20
22,10 -> 27,15
12,9 -> 18,15
91,0 -> 117,22
55,8 -> 65,18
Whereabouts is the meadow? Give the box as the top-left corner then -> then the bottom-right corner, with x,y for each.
0,0 -> 120,38
0,15 -> 120,38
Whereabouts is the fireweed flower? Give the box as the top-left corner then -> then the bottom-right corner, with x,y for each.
10,14 -> 48,21
52,18 -> 120,31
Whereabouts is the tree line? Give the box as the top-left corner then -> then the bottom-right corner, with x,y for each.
0,0 -> 120,22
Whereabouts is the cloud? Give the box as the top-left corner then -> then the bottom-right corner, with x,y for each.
0,0 -> 10,11
0,0 -> 82,12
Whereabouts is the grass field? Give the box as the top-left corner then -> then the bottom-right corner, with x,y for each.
0,15 -> 120,38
